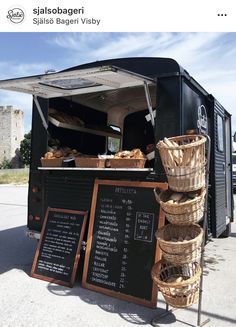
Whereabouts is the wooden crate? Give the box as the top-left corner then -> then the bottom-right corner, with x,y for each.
75,157 -> 105,168
107,158 -> 146,168
41,158 -> 64,167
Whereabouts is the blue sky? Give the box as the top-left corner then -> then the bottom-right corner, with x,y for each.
0,32 -> 235,133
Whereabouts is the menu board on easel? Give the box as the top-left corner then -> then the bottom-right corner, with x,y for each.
31,208 -> 88,287
82,180 -> 167,308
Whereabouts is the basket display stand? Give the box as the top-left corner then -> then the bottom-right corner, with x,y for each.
151,135 -> 211,327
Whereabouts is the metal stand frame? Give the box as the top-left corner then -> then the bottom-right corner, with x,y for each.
151,135 -> 211,327
151,304 -> 178,326
196,134 -> 211,327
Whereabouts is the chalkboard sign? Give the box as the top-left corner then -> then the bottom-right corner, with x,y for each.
31,208 -> 88,287
82,180 -> 167,307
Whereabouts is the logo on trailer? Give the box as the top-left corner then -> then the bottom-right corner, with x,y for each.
197,105 -> 208,134
7,8 -> 25,24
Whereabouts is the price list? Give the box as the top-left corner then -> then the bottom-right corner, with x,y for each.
83,181 -> 165,306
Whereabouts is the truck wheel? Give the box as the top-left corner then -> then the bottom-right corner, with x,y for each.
220,223 -> 231,238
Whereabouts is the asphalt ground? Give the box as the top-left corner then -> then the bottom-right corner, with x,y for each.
0,185 -> 236,327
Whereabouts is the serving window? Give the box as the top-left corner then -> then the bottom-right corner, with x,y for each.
48,97 -> 108,155
45,81 -> 156,162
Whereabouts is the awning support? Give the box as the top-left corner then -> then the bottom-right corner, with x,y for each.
143,81 -> 155,127
33,95 -> 48,132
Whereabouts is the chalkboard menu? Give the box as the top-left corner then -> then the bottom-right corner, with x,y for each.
82,180 -> 167,307
31,208 -> 88,287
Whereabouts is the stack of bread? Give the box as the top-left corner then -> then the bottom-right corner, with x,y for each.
106,148 -> 146,168
42,147 -> 79,160
49,108 -> 84,127
41,147 -> 80,167
113,148 -> 146,159
164,191 -> 199,205
158,137 -> 201,168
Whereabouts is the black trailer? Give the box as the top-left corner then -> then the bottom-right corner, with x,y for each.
0,57 -> 233,238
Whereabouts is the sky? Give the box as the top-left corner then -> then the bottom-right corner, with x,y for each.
0,32 -> 235,134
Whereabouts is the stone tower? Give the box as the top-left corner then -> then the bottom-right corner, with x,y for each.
0,106 -> 24,165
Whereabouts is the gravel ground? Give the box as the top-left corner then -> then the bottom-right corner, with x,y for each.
0,185 -> 236,327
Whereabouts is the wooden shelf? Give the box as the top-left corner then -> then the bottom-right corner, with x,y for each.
48,116 -> 122,139
38,167 -> 153,171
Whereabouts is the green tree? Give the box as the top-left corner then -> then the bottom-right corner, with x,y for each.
20,131 -> 31,166
0,158 -> 12,169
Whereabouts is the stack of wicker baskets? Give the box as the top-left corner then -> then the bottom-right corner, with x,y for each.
152,134 -> 206,308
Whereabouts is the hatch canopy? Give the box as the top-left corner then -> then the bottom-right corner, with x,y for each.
0,65 -> 154,99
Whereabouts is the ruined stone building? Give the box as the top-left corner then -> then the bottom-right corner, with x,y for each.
0,106 -> 24,166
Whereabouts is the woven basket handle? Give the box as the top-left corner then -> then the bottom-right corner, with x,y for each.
154,187 -> 162,204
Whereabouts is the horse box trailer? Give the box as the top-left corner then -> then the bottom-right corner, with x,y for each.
0,57 -> 233,238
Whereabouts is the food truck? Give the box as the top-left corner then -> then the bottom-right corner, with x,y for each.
0,57 -> 233,238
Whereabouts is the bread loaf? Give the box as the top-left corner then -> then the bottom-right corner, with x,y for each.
169,192 -> 184,202
178,195 -> 190,203
167,276 -> 183,283
54,150 -> 63,158
187,191 -> 199,199
114,148 -> 146,159
164,137 -> 183,165
164,190 -> 200,204
166,199 -> 175,204
114,150 -> 131,158
130,148 -> 146,159
44,152 -> 54,159
42,146 -> 79,160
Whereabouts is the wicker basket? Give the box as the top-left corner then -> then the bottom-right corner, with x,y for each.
157,135 -> 206,192
151,260 -> 201,308
155,188 -> 206,225
161,246 -> 201,264
75,157 -> 106,168
156,224 -> 203,264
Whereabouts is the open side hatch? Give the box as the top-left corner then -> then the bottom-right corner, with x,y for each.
0,65 -> 154,98
0,65 -> 156,129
